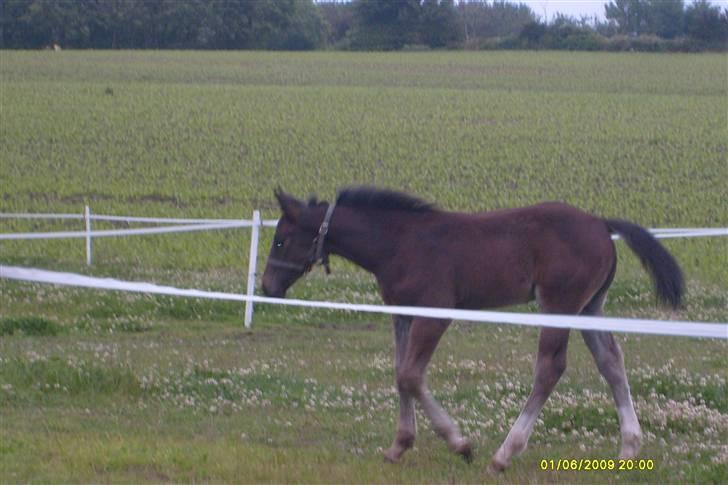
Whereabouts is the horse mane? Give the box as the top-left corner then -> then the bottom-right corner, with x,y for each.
335,186 -> 437,213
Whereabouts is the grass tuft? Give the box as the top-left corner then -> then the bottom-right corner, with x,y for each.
0,317 -> 61,336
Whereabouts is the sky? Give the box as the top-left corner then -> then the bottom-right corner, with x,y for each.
515,0 -> 728,22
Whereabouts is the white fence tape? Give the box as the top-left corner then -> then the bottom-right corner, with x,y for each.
0,213 -> 85,220
614,229 -> 728,240
0,212 -> 244,224
90,215 -> 246,224
650,228 -> 727,233
647,229 -> 728,239
1,265 -> 725,340
0,221 -> 258,240
90,215 -> 278,226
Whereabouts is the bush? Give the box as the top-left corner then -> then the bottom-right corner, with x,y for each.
517,22 -> 603,51
628,34 -> 669,52
546,25 -> 603,50
513,22 -> 725,52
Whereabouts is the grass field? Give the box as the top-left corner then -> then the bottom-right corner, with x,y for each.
1,51 -> 726,483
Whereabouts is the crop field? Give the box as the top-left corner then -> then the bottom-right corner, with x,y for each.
0,51 -> 726,483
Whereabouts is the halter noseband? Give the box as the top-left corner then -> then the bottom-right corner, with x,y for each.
267,202 -> 336,275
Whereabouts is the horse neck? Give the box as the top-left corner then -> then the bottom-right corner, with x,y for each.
326,207 -> 398,275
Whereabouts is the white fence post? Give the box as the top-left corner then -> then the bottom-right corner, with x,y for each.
84,205 -> 92,266
244,210 -> 261,328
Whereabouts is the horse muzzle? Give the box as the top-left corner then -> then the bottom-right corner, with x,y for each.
261,279 -> 287,299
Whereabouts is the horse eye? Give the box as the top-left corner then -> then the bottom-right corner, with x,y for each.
275,240 -> 284,248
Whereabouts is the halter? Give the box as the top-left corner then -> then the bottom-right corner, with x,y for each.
267,202 -> 336,275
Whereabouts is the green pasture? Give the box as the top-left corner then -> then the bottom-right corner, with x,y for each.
0,51 -> 726,483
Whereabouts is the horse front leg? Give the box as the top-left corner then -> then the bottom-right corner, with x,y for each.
384,316 -> 417,463
397,317 -> 472,462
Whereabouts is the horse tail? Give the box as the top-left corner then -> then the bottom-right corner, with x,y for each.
605,219 -> 684,309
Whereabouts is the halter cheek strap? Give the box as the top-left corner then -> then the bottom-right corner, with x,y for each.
315,202 -> 336,274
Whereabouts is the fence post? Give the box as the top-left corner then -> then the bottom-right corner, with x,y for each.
244,210 -> 261,328
84,205 -> 92,266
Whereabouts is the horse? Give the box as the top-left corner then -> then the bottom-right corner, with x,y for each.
261,186 -> 683,472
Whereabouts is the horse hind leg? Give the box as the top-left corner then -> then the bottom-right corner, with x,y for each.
491,325 -> 570,472
397,317 -> 472,462
383,316 -> 417,463
580,295 -> 642,459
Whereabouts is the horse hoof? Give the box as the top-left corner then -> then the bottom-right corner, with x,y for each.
454,438 -> 473,463
383,449 -> 401,464
488,459 -> 507,474
619,431 -> 642,460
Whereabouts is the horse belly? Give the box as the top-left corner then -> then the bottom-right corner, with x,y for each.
457,268 -> 534,310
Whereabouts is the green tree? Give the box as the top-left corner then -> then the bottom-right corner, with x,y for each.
349,0 -> 421,49
420,0 -> 462,48
606,0 -> 685,38
200,0 -> 291,49
318,1 -> 355,46
85,0 -> 149,49
605,0 -> 646,35
7,0 -> 90,48
457,0 -> 535,43
644,0 -> 683,39
684,0 -> 727,44
518,20 -> 547,47
277,0 -> 326,50
1,0 -> 31,48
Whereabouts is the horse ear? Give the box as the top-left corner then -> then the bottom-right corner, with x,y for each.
274,188 -> 304,223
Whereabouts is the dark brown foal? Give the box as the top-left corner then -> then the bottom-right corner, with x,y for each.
261,187 -> 683,472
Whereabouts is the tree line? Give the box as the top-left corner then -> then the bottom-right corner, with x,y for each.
1,0 -> 726,51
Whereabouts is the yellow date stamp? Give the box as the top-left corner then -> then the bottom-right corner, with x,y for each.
539,458 -> 655,471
